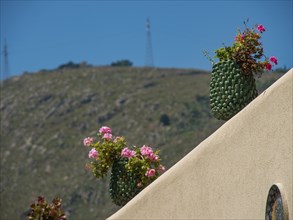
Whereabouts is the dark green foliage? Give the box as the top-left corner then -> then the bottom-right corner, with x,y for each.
111,59 -> 133,67
57,61 -> 91,70
210,60 -> 258,120
58,61 -> 80,69
159,114 -> 170,126
109,157 -> 143,206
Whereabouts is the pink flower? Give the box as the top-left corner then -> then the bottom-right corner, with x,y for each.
140,145 -> 159,160
158,165 -> 166,174
145,168 -> 156,177
99,126 -> 111,134
103,133 -> 112,140
265,62 -> 272,71
148,152 -> 159,161
83,137 -> 93,147
88,148 -> 99,159
121,147 -> 136,159
257,24 -> 266,33
269,56 -> 278,65
140,145 -> 153,156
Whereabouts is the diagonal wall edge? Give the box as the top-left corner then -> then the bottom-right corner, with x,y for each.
108,69 -> 293,219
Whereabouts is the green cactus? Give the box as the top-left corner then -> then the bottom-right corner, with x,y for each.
210,60 -> 258,120
109,157 -> 143,206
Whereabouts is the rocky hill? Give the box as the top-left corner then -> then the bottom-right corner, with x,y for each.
0,66 -> 284,219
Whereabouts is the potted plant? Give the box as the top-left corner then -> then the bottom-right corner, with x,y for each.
204,19 -> 278,120
83,126 -> 166,206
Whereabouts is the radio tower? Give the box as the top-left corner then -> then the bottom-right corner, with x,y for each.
1,39 -> 10,83
145,18 -> 154,67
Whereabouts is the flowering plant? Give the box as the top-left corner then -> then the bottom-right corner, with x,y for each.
204,19 -> 278,76
83,126 -> 165,187
27,196 -> 67,220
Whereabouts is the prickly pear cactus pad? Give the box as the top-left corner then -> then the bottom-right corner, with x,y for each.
210,60 -> 258,120
109,157 -> 143,206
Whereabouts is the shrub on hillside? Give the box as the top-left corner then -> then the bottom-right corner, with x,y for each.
111,59 -> 133,67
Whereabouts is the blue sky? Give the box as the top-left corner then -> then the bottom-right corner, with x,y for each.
1,0 -> 292,79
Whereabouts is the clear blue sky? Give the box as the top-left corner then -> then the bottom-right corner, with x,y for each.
1,0 -> 292,79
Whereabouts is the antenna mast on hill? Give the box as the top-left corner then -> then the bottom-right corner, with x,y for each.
145,18 -> 154,67
1,39 -> 10,83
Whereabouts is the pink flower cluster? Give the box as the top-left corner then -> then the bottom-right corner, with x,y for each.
145,168 -> 156,177
83,126 -> 166,184
83,137 -> 93,147
269,56 -> 278,65
255,24 -> 278,71
257,24 -> 266,33
99,126 -> 111,134
121,147 -> 136,159
88,148 -> 98,159
140,145 -> 159,161
265,56 -> 278,71
265,63 -> 272,71
103,133 -> 112,140
99,126 -> 112,140
145,165 -> 166,177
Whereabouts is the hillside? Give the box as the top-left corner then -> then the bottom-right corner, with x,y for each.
0,66 -> 284,219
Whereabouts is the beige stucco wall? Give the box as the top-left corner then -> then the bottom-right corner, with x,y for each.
109,69 -> 293,220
